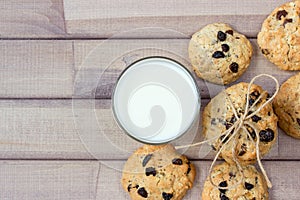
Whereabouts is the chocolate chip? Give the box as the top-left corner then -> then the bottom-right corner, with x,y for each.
245,182 -> 254,190
225,30 -> 233,35
238,143 -> 247,156
250,91 -> 260,99
145,167 -> 156,176
221,44 -> 230,52
186,161 -> 191,175
217,31 -> 227,41
283,18 -> 293,27
249,98 -> 255,106
238,150 -> 246,156
162,192 -> 173,200
142,154 -> 152,167
137,187 -> 148,198
128,184 -> 139,192
172,158 -> 183,165
212,51 -> 225,58
220,194 -> 229,200
229,115 -> 237,124
229,62 -> 239,73
220,134 -> 230,144
211,145 -> 217,151
219,181 -> 228,194
225,122 -> 232,130
251,115 -> 262,123
127,184 -> 132,192
249,91 -> 260,106
262,49 -> 270,55
276,10 -> 288,20
246,126 -> 256,140
297,118 -> 300,126
259,128 -> 275,142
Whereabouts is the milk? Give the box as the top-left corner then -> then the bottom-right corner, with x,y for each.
112,57 -> 200,144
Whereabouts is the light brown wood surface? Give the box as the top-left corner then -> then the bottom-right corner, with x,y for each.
2,39 -> 294,98
0,0 -> 299,199
0,0 -> 66,38
0,99 -> 299,161
0,160 -> 298,200
63,0 -> 289,38
0,41 -> 73,98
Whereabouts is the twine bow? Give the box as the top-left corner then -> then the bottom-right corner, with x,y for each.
175,74 -> 280,190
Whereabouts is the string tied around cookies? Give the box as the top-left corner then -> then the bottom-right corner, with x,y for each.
175,74 -> 280,190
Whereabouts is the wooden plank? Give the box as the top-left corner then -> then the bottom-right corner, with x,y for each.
0,40 -> 73,98
0,160 -> 99,200
0,39 -> 294,98
0,100 -> 91,159
0,160 -> 298,199
0,0 -> 66,38
0,99 -> 299,160
64,0 -> 288,38
74,39 -> 297,99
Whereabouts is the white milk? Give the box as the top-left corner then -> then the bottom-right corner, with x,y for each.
112,57 -> 200,144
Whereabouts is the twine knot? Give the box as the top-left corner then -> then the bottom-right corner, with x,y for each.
176,74 -> 280,190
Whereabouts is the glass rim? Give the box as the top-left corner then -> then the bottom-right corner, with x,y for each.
111,56 -> 201,145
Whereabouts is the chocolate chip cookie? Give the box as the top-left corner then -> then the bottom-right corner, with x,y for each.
202,82 -> 278,165
202,162 -> 269,200
257,0 -> 300,70
121,144 -> 196,199
189,23 -> 253,85
273,72 -> 300,139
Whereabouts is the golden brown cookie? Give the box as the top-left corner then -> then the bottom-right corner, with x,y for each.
202,82 -> 278,165
257,0 -> 300,70
273,72 -> 300,139
202,162 -> 269,200
121,144 -> 196,200
189,23 -> 253,85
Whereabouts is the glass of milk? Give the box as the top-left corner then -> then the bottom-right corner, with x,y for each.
112,57 -> 200,144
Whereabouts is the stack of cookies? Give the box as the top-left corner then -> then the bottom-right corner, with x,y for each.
201,82 -> 277,199
189,1 -> 299,199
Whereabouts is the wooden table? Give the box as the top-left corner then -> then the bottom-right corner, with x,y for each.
0,0 -> 299,199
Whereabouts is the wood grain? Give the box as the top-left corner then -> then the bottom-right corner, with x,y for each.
0,160 -> 297,199
0,39 -> 295,98
0,99 -> 299,160
63,0 -> 288,38
0,160 -> 99,200
0,0 -> 66,38
0,40 -> 73,98
74,39 -> 297,99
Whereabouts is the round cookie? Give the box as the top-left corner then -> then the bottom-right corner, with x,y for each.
257,0 -> 300,70
273,73 -> 300,139
188,23 -> 253,85
202,162 -> 269,200
121,144 -> 196,200
202,82 -> 278,165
